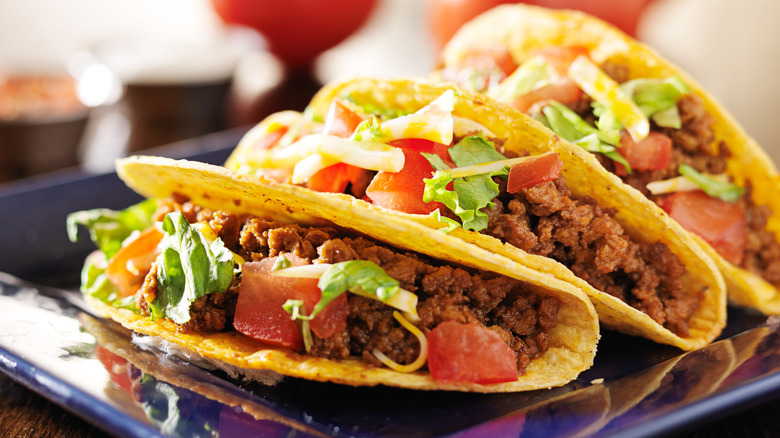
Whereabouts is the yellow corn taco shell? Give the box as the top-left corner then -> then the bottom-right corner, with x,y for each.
436,4 -> 780,315
107,155 -> 599,393
295,77 -> 725,351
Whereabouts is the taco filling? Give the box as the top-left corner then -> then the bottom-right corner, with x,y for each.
441,45 -> 780,287
70,196 -> 564,384
226,90 -> 699,337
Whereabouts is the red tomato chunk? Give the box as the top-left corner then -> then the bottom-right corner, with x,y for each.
323,100 -> 364,138
510,46 -> 588,113
365,139 -> 453,215
428,320 -> 518,384
661,190 -> 747,265
615,131 -> 672,176
506,152 -> 562,193
233,253 -> 347,350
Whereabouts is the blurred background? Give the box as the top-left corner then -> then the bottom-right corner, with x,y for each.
0,0 -> 777,185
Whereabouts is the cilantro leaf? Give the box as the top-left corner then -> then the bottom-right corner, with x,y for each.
678,164 -> 745,202
151,212 -> 235,324
67,199 -> 157,259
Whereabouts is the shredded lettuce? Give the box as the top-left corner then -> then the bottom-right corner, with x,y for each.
620,76 -> 690,129
351,115 -> 388,143
271,254 -> 292,271
150,212 -> 235,324
79,251 -> 138,311
488,57 -> 550,103
66,199 -> 157,259
678,164 -> 745,202
422,135 -> 509,231
540,101 -> 631,172
343,94 -> 411,120
284,260 -> 400,322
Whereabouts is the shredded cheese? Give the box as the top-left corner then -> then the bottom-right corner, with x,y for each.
646,173 -> 731,195
446,151 -> 557,179
453,116 -> 496,138
372,311 -> 428,373
381,90 -> 455,145
272,263 -> 332,278
568,55 -> 649,142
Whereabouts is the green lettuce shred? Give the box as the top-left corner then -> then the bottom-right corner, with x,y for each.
66,198 -> 157,259
422,135 -> 510,231
540,101 -> 631,172
678,164 -> 745,202
620,76 -> 690,128
151,212 -> 235,324
79,252 -> 137,311
284,260 -> 400,322
344,94 -> 411,120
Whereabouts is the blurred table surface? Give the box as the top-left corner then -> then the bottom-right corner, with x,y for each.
3,358 -> 780,438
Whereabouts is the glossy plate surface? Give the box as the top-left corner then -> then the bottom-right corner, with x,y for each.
1,131 -> 778,437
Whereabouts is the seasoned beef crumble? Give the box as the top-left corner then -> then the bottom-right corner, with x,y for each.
587,61 -> 780,287
139,199 -> 562,375
483,174 -> 696,336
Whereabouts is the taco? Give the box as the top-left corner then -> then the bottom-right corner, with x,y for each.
68,156 -> 599,393
434,4 -> 780,315
224,76 -> 725,350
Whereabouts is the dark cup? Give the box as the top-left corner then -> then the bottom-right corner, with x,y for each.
0,112 -> 89,182
121,79 -> 232,152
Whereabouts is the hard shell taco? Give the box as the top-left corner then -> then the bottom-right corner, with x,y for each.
68,156 -> 600,393
224,76 -> 726,350
434,4 -> 780,315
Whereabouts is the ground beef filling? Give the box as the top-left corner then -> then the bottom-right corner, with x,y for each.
587,61 -> 780,287
139,199 -> 561,375
483,175 -> 695,336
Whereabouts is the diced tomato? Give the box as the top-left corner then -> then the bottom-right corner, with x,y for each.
459,46 -> 518,77
94,345 -> 133,393
507,153 -> 563,193
322,100 -> 364,138
364,139 -> 453,215
106,226 -> 164,297
510,46 -> 589,113
308,162 -> 373,197
510,78 -> 582,113
427,321 -> 518,384
233,253 -> 348,350
661,190 -> 747,265
530,46 -> 590,76
254,127 -> 288,150
261,167 -> 293,184
445,45 -> 518,91
614,131 -> 673,176
250,126 -> 290,183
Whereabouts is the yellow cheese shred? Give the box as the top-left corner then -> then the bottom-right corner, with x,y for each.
372,311 -> 428,373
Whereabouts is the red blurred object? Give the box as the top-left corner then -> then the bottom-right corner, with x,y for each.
428,0 -> 657,49
210,0 -> 378,69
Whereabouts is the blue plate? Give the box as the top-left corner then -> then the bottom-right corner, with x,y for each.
1,131 -> 778,437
